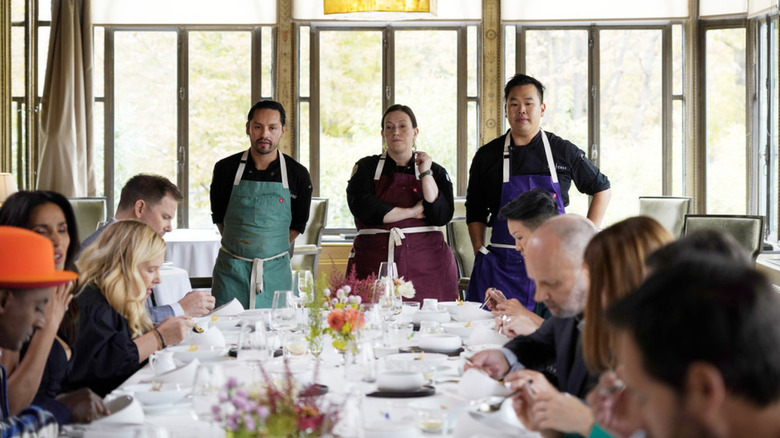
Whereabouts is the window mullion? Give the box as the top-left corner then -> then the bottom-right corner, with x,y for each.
177,27 -> 189,228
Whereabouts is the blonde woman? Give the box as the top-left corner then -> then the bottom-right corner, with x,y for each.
67,220 -> 193,396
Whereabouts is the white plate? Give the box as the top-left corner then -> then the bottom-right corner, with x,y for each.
386,352 -> 448,372
168,345 -> 227,363
141,400 -> 192,416
123,383 -> 191,406
441,322 -> 475,338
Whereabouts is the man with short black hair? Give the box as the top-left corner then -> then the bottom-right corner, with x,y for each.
81,174 -> 215,323
466,73 -> 611,310
607,257 -> 780,438
210,100 -> 313,309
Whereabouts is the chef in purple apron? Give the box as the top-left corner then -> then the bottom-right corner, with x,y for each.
346,105 -> 459,302
466,74 -> 611,309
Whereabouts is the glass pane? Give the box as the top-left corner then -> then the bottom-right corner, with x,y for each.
468,25 -> 477,97
467,100 -> 479,191
12,27 -> 24,96
94,101 -> 105,197
261,27 -> 273,98
524,29 -> 590,218
319,30 -> 382,228
672,99 -> 684,196
38,0 -> 51,21
12,0 -> 24,22
188,31 -> 252,229
705,28 -> 746,214
299,101 -> 310,169
673,24 -> 683,96
11,100 -> 25,187
395,29 -> 458,189
299,26 -> 310,97
599,29 -> 663,225
94,26 -> 104,97
38,26 -> 49,96
504,25 -> 516,91
114,31 -> 177,211
759,22 -> 769,224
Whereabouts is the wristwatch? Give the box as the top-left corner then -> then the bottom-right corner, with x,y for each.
419,170 -> 433,178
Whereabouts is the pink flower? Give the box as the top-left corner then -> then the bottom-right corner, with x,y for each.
328,310 -> 346,332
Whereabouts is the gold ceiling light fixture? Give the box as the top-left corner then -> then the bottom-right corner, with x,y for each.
324,0 -> 433,14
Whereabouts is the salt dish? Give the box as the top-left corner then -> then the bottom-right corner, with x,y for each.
376,370 -> 425,391
416,333 -> 462,353
457,369 -> 511,400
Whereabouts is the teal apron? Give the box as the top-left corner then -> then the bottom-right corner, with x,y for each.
212,149 -> 293,309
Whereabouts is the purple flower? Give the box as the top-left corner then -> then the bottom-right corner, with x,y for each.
323,288 -> 331,297
219,394 -> 229,403
343,285 -> 352,293
354,295 -> 362,304
212,405 -> 222,415
226,416 -> 238,430
233,398 -> 249,411
235,388 -> 249,399
226,377 -> 238,389
243,414 -> 256,431
255,406 -> 269,418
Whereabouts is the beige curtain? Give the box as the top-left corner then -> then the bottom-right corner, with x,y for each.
37,0 -> 95,196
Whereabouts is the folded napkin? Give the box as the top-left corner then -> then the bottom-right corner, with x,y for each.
208,298 -> 244,317
457,368 -> 511,400
155,358 -> 201,384
454,306 -> 494,322
187,326 -> 226,348
466,326 -> 511,346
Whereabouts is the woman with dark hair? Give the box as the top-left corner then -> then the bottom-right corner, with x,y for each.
0,190 -> 104,423
345,104 -> 459,302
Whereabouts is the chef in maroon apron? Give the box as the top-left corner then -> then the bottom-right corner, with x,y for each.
346,105 -> 458,302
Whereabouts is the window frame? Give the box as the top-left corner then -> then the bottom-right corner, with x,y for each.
98,24 -> 275,227
298,21 -> 481,235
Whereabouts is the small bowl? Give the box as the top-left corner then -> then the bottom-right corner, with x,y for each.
441,321 -> 475,338
438,301 -> 480,316
168,345 -> 226,363
386,352 -> 448,373
412,310 -> 451,324
91,395 -> 144,425
453,306 -> 494,322
409,396 -> 470,429
188,326 -> 226,348
416,334 -> 462,353
377,370 -> 425,392
208,315 -> 242,331
123,383 -> 191,406
457,369 -> 511,400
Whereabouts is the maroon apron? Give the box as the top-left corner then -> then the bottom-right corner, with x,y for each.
347,154 -> 459,303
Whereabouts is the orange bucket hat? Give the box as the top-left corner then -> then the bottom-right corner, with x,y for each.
0,226 -> 78,289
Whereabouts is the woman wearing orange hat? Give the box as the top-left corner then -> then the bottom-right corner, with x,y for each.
67,220 -> 193,396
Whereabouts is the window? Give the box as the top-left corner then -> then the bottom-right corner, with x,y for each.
99,26 -> 274,227
755,16 -> 778,240
299,24 -> 480,230
507,24 -> 681,225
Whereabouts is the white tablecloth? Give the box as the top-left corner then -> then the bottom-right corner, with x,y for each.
164,228 -> 222,278
153,266 -> 192,306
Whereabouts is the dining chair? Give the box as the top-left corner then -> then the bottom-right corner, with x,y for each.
638,196 -> 692,237
683,214 -> 765,260
446,216 -> 473,300
67,196 -> 108,243
291,197 -> 329,278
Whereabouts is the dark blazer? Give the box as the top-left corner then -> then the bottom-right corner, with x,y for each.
504,315 -> 597,398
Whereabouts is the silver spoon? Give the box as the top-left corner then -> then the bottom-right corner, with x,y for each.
477,389 -> 522,413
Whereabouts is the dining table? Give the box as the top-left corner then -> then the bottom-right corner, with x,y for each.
164,228 -> 222,278
62,303 -> 542,438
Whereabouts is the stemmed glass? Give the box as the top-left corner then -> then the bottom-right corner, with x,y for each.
373,262 -> 399,321
191,363 -> 225,423
237,320 -> 272,361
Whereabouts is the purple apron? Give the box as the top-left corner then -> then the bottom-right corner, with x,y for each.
347,153 -> 459,303
466,129 -> 565,310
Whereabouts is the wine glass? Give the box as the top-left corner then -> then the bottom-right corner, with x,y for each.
283,332 -> 308,357
271,290 -> 298,332
293,270 -> 314,299
237,320 -> 271,361
372,276 -> 395,321
377,262 -> 398,281
191,363 -> 225,422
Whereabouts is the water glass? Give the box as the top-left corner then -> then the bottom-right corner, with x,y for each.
237,320 -> 271,361
293,270 -> 314,299
271,290 -> 297,332
377,262 -> 398,280
191,363 -> 225,422
283,332 -> 308,357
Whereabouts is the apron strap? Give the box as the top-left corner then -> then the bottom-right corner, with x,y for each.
234,150 -> 249,186
356,226 -> 439,267
232,149 -> 290,189
502,129 -> 559,184
374,153 -> 386,181
219,246 -> 289,309
278,150 -> 289,190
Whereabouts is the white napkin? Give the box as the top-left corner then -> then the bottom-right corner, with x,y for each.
454,306 -> 494,322
154,358 -> 201,384
208,298 -> 244,317
466,326 -> 511,346
187,326 -> 226,348
457,368 -> 511,400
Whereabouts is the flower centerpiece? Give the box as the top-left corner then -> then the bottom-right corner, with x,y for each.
324,285 -> 365,353
213,362 -> 339,438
